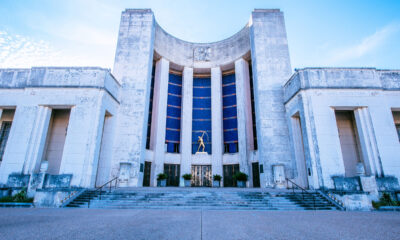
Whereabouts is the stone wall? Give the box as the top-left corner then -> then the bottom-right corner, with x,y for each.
284,68 -> 400,189
0,67 -> 119,188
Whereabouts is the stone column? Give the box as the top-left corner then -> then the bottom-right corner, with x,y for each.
179,67 -> 193,186
24,106 -> 52,174
153,58 -> 170,186
0,106 -> 38,183
235,59 -> 250,179
112,9 -> 155,187
354,107 -> 382,176
59,102 -> 105,188
250,9 -> 293,187
211,67 -> 223,184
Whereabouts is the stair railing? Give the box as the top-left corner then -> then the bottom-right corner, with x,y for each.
88,177 -> 118,208
286,178 -> 316,210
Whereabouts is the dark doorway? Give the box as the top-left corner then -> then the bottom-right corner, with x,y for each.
223,164 -> 239,187
252,162 -> 260,188
164,164 -> 180,186
335,111 -> 363,177
191,165 -> 212,187
143,161 -> 151,187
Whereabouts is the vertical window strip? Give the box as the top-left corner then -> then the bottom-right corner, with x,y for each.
165,73 -> 182,153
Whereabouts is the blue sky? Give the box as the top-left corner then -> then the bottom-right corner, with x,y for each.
0,0 -> 399,71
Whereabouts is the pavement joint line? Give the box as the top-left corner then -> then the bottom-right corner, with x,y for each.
201,208 -> 203,240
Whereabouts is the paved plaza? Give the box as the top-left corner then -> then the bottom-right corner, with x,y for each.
0,208 -> 399,240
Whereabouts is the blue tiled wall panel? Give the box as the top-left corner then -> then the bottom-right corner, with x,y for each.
193,98 -> 211,108
223,95 -> 237,106
167,107 -> 180,118
167,95 -> 181,106
166,118 -> 180,129
192,77 -> 212,154
166,129 -> 180,141
222,74 -> 239,149
223,107 -> 237,117
165,73 -> 182,152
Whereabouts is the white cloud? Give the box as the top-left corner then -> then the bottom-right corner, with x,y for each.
0,31 -> 113,68
0,31 -> 60,68
327,23 -> 400,64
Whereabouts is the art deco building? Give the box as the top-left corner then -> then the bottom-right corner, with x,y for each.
0,9 -> 399,201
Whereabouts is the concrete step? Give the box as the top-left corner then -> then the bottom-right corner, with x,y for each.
65,189 -> 340,211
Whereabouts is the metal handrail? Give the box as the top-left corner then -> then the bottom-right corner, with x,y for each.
286,178 -> 316,210
88,177 -> 118,208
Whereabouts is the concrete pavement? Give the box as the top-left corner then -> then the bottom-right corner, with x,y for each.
0,208 -> 399,240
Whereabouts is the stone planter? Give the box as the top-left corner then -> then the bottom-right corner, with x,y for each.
184,180 -> 191,187
237,181 -> 246,188
213,180 -> 220,187
157,179 -> 167,187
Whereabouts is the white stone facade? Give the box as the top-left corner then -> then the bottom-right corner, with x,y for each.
284,68 -> 400,191
0,9 -> 399,195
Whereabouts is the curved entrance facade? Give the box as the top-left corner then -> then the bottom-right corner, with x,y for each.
112,9 -> 293,187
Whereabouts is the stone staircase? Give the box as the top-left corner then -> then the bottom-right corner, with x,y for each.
65,188 -> 340,210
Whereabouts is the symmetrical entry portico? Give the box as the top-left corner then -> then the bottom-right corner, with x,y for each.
143,56 -> 259,187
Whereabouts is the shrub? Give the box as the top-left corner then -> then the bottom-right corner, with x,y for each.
213,174 -> 222,181
0,196 -> 14,202
0,187 -> 34,203
157,173 -> 168,180
182,174 -> 192,180
14,188 -> 28,202
233,172 -> 248,182
372,192 -> 400,209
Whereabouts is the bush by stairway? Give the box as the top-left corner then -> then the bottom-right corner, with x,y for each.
372,193 -> 400,209
0,188 -> 33,203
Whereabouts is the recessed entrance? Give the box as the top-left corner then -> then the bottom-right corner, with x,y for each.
191,165 -> 212,187
143,161 -> 152,187
223,164 -> 239,187
252,162 -> 260,187
164,164 -> 180,186
335,111 -> 363,177
43,109 -> 70,175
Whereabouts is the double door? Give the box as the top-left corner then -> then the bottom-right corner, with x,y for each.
223,164 -> 239,187
191,165 -> 212,187
164,164 -> 180,186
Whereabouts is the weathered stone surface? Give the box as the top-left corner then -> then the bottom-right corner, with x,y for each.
333,193 -> 373,211
6,174 -> 30,188
332,177 -> 361,191
33,189 -> 78,208
376,177 -> 400,191
43,174 -> 72,188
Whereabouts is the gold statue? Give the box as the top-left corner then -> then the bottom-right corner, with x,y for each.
196,131 -> 208,153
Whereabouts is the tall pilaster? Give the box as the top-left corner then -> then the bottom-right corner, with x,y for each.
153,58 -> 170,186
180,67 -> 193,186
0,106 -> 37,183
112,9 -> 155,186
250,9 -> 293,187
235,59 -> 250,178
211,67 -> 223,183
24,106 -> 52,174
